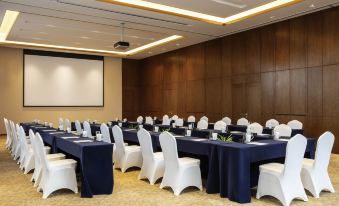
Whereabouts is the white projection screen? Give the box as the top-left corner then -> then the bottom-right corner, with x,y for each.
24,50 -> 104,107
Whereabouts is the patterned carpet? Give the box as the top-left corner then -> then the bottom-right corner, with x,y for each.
0,136 -> 338,206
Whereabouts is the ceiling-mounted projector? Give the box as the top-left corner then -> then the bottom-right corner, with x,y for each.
114,22 -> 129,50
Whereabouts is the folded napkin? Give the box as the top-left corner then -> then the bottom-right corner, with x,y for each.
247,142 -> 268,145
74,140 -> 93,143
61,136 -> 79,139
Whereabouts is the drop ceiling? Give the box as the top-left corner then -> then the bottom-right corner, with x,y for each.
0,0 -> 338,59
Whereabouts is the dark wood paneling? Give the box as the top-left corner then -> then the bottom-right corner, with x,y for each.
290,17 -> 306,69
163,89 -> 178,115
231,34 -> 246,75
275,70 -> 290,114
205,39 -> 222,79
307,67 -> 323,116
206,78 -> 221,116
221,77 -> 232,117
245,30 -> 261,74
306,12 -> 323,67
186,44 -> 205,80
290,68 -> 306,115
323,8 -> 339,65
323,64 -> 339,116
246,75 -> 261,122
186,80 -> 205,112
261,72 -> 275,115
221,38 -> 232,77
275,21 -> 290,70
260,25 -> 275,72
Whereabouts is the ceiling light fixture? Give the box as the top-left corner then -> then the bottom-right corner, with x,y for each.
0,10 -> 183,56
211,0 -> 247,9
98,0 -> 303,25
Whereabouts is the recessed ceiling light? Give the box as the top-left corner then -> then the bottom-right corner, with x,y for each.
46,24 -> 56,28
148,51 -> 152,54
81,36 -> 90,39
38,31 -> 47,34
176,43 -> 180,46
91,30 -> 103,33
32,37 -> 42,40
270,16 -> 275,19
98,0 -> 304,25
211,0 -> 247,9
309,4 -> 315,8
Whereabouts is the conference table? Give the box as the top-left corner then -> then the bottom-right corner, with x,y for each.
21,123 -> 114,198
86,121 -> 314,203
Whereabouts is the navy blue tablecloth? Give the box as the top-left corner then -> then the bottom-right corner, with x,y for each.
120,128 -> 315,203
21,123 -> 114,198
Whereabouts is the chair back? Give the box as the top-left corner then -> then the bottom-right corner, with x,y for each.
159,131 -> 179,168
265,119 -> 279,128
137,116 -> 143,124
112,125 -> 126,154
283,134 -> 307,177
10,121 -> 17,144
171,115 -> 179,120
197,119 -> 208,130
75,120 -> 82,135
83,121 -> 92,137
175,118 -> 184,127
200,116 -> 208,122
4,118 -> 9,136
58,118 -> 64,130
162,114 -> 169,120
100,123 -> 111,143
237,118 -> 249,126
214,120 -> 226,131
35,133 -> 50,172
65,118 -> 71,130
145,116 -> 153,125
314,132 -> 335,171
187,115 -> 195,123
248,122 -> 263,134
162,118 -> 171,126
273,124 -> 292,137
222,117 -> 231,125
29,129 -> 40,167
287,120 -> 303,129
17,124 -> 27,155
137,128 -> 154,161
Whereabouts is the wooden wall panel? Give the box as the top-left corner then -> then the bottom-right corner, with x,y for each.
122,7 -> 339,153
275,21 -> 290,70
290,68 -> 306,115
275,70 -> 290,114
307,67 -> 323,116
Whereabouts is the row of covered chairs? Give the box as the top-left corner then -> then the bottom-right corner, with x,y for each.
3,118 -> 78,198
257,132 -> 335,205
112,125 -> 202,196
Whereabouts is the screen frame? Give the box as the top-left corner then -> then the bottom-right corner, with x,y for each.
23,49 -> 105,107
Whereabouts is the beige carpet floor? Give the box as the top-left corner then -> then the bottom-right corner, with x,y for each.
0,136 -> 338,206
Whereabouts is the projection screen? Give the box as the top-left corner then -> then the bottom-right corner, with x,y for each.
23,50 -> 104,107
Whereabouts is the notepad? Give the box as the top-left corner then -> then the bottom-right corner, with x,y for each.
173,135 -> 184,138
42,130 -> 57,132
191,138 -> 207,142
247,142 -> 268,145
230,131 -> 243,134
61,136 -> 79,139
124,129 -> 137,131
49,132 -> 65,134
256,134 -> 270,137
74,140 -> 93,143
35,127 -> 47,128
277,139 -> 289,142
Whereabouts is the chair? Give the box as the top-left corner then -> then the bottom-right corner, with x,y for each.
200,116 -> 208,122
112,125 -> 142,172
273,124 -> 292,138
222,117 -> 231,125
29,129 -> 65,187
256,134 -> 308,206
10,121 -> 21,160
287,120 -> 303,129
162,114 -> 169,120
197,119 -> 208,130
265,119 -> 279,128
64,118 -> 71,131
145,116 -> 154,125
175,118 -> 184,127
162,118 -> 171,126
159,132 -> 202,196
4,118 -> 12,149
137,128 -> 165,185
237,118 -> 249,126
171,115 -> 179,121
35,133 -> 78,199
58,118 -> 64,131
301,132 -> 335,198
248,122 -> 263,134
137,116 -> 143,124
187,115 -> 195,123
75,120 -> 82,135
83,121 -> 92,138
100,123 -> 111,143
214,120 -> 226,131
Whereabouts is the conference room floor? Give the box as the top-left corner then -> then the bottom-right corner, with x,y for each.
0,136 -> 338,206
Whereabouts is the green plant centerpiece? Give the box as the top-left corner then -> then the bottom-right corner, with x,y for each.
129,125 -> 138,129
160,128 -> 170,132
217,134 -> 233,143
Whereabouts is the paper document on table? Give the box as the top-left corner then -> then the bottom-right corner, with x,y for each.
74,140 -> 93,143
247,142 -> 268,145
42,130 -> 57,132
124,129 -> 137,131
61,136 -> 79,139
49,132 -> 65,134
191,138 -> 207,142
277,139 -> 289,141
173,135 -> 184,138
